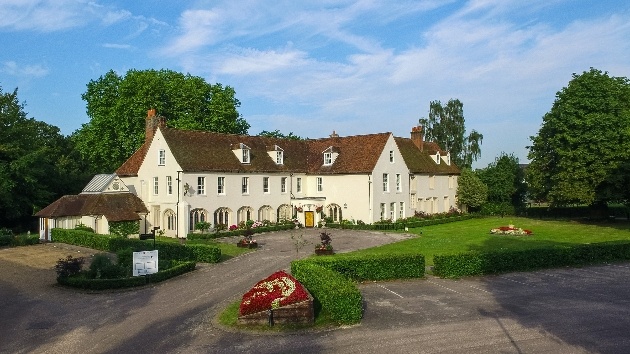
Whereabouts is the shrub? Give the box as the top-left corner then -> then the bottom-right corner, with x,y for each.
109,221 -> 139,238
433,241 -> 630,278
74,223 -> 94,233
55,255 -> 85,278
291,261 -> 362,324
307,253 -> 425,281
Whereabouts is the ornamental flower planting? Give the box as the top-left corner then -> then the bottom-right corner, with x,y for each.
490,225 -> 533,236
239,270 -> 310,316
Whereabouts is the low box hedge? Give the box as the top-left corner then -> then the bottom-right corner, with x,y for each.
50,229 -> 221,263
326,215 -> 474,230
57,261 -> 196,290
306,253 -> 425,281
291,261 -> 362,324
433,241 -> 630,278
187,224 -> 295,240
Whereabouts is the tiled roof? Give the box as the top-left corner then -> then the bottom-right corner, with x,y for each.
394,137 -> 460,175
305,133 -> 391,174
35,193 -> 148,222
115,123 -> 457,176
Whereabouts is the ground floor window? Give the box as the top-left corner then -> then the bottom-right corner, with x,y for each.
190,208 -> 208,231
278,204 -> 291,221
237,206 -> 254,224
164,209 -> 176,231
259,205 -> 274,222
326,203 -> 342,222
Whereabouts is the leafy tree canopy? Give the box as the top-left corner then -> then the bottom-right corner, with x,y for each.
477,152 -> 526,207
0,86 -> 89,228
527,68 -> 630,206
419,99 -> 483,169
73,69 -> 250,173
258,130 -> 303,140
456,168 -> 488,212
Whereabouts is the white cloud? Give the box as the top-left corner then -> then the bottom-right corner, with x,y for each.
161,9 -> 222,55
2,61 -> 48,78
216,48 -> 310,75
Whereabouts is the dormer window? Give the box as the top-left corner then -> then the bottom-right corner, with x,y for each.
324,152 -> 332,165
446,152 -> 451,165
322,146 -> 339,166
267,145 -> 284,165
232,143 -> 251,164
276,151 -> 283,164
436,151 -> 440,164
242,149 -> 250,163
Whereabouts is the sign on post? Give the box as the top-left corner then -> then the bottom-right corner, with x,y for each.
133,250 -> 158,276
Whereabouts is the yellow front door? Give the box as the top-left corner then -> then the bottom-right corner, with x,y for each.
304,211 -> 315,228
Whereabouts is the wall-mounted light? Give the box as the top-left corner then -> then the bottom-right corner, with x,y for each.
183,183 -> 191,196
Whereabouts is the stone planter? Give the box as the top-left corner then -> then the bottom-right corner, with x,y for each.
238,296 -> 314,326
237,242 -> 258,249
315,248 -> 334,255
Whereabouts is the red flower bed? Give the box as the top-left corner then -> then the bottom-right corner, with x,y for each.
239,270 -> 309,316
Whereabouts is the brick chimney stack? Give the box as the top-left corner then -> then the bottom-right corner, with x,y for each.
330,130 -> 339,138
411,126 -> 424,151
145,109 -> 165,143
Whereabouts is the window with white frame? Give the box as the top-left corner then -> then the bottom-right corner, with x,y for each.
158,149 -> 165,166
217,176 -> 225,194
383,173 -> 389,192
380,203 -> 386,220
323,152 -> 332,165
164,209 -> 176,230
399,202 -> 404,219
410,193 -> 417,209
242,177 -> 249,194
276,151 -> 283,164
390,202 -> 395,220
263,177 -> 269,193
153,177 -> 159,195
389,150 -> 394,163
316,177 -> 323,192
396,174 -> 401,192
436,152 -> 440,164
281,177 -> 287,193
197,177 -> 205,195
167,176 -> 172,195
242,148 -> 250,163
296,177 -> 302,193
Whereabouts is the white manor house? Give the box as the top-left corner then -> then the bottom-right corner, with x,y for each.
37,110 -> 460,239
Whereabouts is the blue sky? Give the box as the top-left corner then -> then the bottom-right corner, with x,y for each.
1,0 -> 629,168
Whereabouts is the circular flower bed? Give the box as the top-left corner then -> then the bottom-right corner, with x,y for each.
490,225 -> 533,236
239,270 -> 309,316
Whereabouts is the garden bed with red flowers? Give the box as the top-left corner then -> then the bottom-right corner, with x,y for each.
490,225 -> 532,236
238,270 -> 313,325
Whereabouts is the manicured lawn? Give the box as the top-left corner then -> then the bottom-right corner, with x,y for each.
348,217 -> 630,266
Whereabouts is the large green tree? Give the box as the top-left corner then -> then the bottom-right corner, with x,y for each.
456,168 -> 488,212
73,69 -> 250,173
419,99 -> 483,168
0,86 -> 89,229
477,152 -> 526,207
527,68 -> 630,206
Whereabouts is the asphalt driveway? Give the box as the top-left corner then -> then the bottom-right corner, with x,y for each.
1,229 -> 630,353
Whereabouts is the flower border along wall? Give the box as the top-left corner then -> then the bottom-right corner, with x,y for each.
238,270 -> 314,325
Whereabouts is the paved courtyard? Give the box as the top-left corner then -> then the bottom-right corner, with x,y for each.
1,229 -> 630,353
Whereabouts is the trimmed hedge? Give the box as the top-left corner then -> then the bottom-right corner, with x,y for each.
187,224 -> 295,240
305,253 -> 425,281
291,261 -> 362,324
326,215 -> 475,230
433,241 -> 630,278
50,229 -> 221,263
57,261 -> 196,290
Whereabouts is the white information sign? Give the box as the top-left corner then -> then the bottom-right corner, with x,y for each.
133,250 -> 158,276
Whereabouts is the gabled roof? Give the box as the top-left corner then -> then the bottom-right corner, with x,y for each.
305,133 -> 390,174
116,127 -> 392,176
394,137 -> 460,174
82,174 -> 116,193
35,193 -> 148,222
